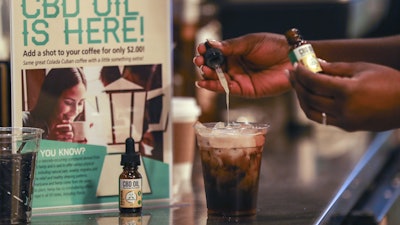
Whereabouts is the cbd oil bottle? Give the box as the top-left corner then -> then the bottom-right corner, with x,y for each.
119,137 -> 142,213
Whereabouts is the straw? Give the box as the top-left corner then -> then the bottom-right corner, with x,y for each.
17,142 -> 26,154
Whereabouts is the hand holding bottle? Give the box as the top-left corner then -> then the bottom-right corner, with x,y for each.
193,33 -> 293,98
289,60 -> 400,131
193,29 -> 400,131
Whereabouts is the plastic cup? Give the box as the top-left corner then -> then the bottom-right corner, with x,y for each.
0,127 -> 43,224
194,122 -> 268,217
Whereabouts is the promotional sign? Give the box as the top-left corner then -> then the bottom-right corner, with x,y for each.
10,0 -> 172,209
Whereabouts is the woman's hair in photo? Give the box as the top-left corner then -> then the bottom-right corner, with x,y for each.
100,66 -> 122,86
31,67 -> 87,121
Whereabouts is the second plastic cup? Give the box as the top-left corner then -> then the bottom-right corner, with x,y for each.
194,122 -> 268,217
0,127 -> 43,224
172,97 -> 201,196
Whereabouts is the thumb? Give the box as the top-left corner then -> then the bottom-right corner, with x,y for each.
319,59 -> 354,78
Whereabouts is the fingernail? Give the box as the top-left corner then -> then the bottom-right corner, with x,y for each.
199,71 -> 205,80
318,58 -> 327,63
195,81 -> 202,89
293,62 -> 298,69
207,39 -> 221,47
192,56 -> 198,64
284,69 -> 290,79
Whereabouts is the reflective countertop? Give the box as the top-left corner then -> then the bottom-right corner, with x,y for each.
31,125 -> 399,225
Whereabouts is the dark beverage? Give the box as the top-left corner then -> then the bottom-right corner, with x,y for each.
0,152 -> 37,224
199,146 -> 263,216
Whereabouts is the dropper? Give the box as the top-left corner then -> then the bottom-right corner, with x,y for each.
121,137 -> 140,167
203,41 -> 230,124
204,41 -> 229,94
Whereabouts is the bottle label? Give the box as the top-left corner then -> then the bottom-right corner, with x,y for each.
120,178 -> 142,208
289,44 -> 322,73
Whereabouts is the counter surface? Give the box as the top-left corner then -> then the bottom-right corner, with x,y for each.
32,126 -> 375,225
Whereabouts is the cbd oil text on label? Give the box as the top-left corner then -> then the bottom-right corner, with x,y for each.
120,179 -> 142,208
289,44 -> 322,73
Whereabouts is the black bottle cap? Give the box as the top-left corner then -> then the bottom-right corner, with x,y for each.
285,28 -> 303,45
204,41 -> 225,69
121,137 -> 140,166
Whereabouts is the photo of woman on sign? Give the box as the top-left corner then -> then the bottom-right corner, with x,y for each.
23,67 -> 87,142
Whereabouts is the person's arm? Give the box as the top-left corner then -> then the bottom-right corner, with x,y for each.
193,33 -> 400,98
312,35 -> 400,70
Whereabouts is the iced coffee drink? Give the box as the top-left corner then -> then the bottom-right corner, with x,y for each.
194,122 -> 268,217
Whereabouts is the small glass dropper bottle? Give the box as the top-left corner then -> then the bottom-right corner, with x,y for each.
119,137 -> 142,213
285,28 -> 322,73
